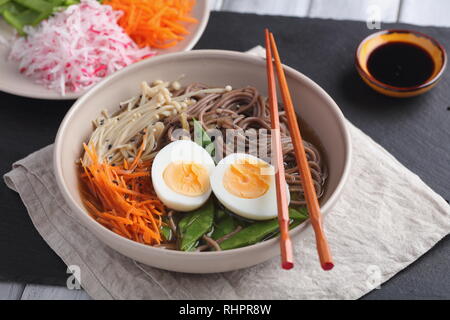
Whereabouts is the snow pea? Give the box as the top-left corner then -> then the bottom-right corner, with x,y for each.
0,0 -> 19,13
286,207 -> 309,230
215,208 -> 226,220
219,219 -> 279,250
1,0 -> 82,35
211,214 -> 238,240
160,225 -> 172,242
2,4 -> 50,35
193,119 -> 215,158
219,207 -> 309,250
59,0 -> 79,7
13,0 -> 53,13
178,199 -> 215,251
289,207 -> 308,221
2,9 -> 27,35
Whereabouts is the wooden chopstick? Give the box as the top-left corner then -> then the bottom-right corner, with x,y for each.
265,29 -> 294,270
269,31 -> 334,271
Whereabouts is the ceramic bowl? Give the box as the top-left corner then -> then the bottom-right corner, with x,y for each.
54,50 -> 352,273
0,0 -> 211,100
356,29 -> 447,98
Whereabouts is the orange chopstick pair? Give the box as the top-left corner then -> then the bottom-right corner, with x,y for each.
265,29 -> 334,271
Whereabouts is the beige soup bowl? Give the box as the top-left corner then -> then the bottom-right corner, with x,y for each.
54,50 -> 352,273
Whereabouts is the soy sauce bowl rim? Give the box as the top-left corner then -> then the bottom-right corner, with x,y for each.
355,29 -> 447,93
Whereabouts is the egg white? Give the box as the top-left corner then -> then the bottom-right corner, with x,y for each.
151,140 -> 216,212
210,153 -> 290,221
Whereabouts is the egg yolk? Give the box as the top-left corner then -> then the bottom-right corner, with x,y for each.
163,161 -> 210,197
223,159 -> 271,199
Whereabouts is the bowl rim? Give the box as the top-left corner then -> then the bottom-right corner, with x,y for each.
355,29 -> 448,92
54,49 -> 352,258
0,0 -> 211,101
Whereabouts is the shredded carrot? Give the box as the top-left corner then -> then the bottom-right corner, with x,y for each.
103,0 -> 198,49
81,142 -> 165,245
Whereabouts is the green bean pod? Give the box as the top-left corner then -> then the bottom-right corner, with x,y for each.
211,214 -> 238,240
160,225 -> 173,242
178,199 -> 215,251
13,0 -> 53,13
193,119 -> 215,158
219,207 -> 309,250
219,219 -> 280,250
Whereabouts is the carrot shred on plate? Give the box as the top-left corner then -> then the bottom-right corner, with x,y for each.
81,143 -> 166,245
104,0 -> 198,49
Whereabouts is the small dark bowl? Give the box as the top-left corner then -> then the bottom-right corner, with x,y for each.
356,29 -> 447,98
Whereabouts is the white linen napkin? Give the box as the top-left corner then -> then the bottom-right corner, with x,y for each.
4,47 -> 450,300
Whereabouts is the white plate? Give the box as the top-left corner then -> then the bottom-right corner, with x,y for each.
0,0 -> 211,100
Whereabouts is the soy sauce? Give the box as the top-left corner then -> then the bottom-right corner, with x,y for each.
367,42 -> 434,88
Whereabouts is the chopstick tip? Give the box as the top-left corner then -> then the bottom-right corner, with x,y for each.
322,262 -> 334,271
282,262 -> 294,270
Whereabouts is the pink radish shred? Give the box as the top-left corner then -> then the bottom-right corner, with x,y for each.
9,0 -> 155,96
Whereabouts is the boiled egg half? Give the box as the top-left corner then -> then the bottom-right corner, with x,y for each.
151,140 -> 215,212
210,153 -> 290,221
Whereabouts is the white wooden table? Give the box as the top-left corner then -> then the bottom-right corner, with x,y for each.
1,0 -> 450,300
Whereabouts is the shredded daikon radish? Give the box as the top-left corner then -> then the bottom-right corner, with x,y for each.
9,0 -> 155,96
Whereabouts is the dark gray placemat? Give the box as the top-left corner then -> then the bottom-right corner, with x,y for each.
0,12 -> 449,298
